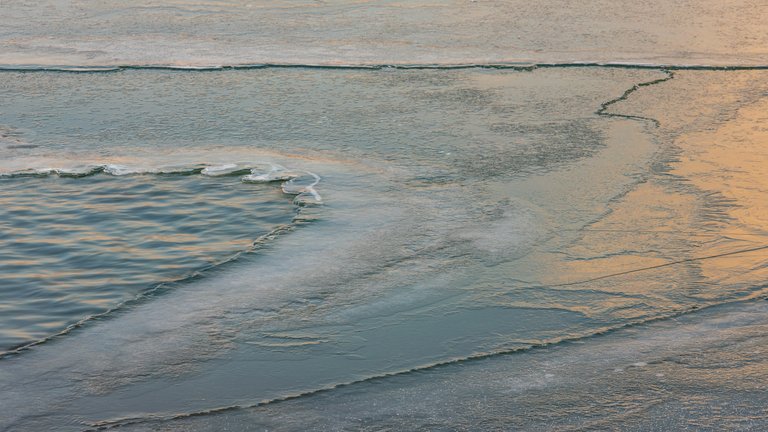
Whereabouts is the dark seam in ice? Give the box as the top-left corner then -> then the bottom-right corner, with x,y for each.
545,244 -> 768,288
595,69 -> 674,126
564,229 -> 768,237
3,62 -> 768,73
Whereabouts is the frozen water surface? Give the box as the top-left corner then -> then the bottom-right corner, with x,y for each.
2,1 -> 768,431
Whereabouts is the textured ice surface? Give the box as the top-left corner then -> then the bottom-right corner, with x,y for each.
2,32 -> 768,431
114,300 -> 768,431
1,0 -> 768,67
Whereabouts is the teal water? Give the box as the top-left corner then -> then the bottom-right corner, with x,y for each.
2,2 -> 768,431
0,170 -> 297,352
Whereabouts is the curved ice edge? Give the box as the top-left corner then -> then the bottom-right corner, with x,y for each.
242,163 -> 322,205
86,295 -> 768,430
0,160 -> 321,358
0,162 -> 323,204
4,61 -> 768,73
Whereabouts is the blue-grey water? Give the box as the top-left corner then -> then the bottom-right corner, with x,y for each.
0,169 -> 298,351
1,2 -> 768,431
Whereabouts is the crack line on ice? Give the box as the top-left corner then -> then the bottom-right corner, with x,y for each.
595,69 -> 674,127
564,229 -> 768,237
545,244 -> 768,288
3,63 -> 768,73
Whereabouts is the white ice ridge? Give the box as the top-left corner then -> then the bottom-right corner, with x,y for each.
241,163 -> 322,205
0,161 -> 322,204
200,163 -> 240,176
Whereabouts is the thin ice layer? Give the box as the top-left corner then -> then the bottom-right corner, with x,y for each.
123,299 -> 768,431
1,0 -> 767,67
2,67 -> 768,430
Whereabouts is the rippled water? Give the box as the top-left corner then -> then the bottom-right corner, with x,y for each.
2,2 -> 768,431
0,169 -> 298,351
